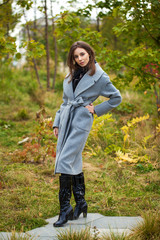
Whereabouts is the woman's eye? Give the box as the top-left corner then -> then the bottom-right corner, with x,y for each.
74,56 -> 78,59
80,53 -> 85,56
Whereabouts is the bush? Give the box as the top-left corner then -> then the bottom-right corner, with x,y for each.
13,109 -> 30,121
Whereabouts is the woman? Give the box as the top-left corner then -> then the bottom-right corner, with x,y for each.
53,41 -> 122,227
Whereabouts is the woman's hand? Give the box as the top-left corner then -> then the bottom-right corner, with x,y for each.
85,103 -> 95,114
53,127 -> 59,138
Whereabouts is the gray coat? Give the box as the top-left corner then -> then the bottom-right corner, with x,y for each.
53,63 -> 122,175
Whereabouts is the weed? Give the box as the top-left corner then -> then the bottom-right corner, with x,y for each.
102,231 -> 128,240
56,227 -> 93,240
13,109 -> 30,121
116,102 -> 135,114
28,88 -> 45,107
128,211 -> 160,240
7,111 -> 56,164
136,163 -> 155,173
0,228 -> 37,240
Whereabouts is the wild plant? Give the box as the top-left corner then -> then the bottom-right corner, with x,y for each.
8,108 -> 56,164
121,114 -> 150,149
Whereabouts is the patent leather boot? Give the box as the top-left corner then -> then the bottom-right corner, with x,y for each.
53,175 -> 73,227
72,172 -> 87,220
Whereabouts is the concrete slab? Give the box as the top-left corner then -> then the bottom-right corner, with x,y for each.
0,213 -> 143,240
87,216 -> 143,229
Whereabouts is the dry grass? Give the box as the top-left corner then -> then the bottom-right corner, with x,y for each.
0,228 -> 37,240
56,227 -> 93,240
128,211 -> 160,240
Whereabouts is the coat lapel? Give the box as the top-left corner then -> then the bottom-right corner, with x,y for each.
63,63 -> 104,99
63,75 -> 74,99
74,63 -> 104,98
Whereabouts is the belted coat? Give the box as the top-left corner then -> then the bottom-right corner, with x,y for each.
53,63 -> 122,175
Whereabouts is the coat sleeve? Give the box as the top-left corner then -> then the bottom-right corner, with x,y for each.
94,72 -> 122,117
52,91 -> 68,128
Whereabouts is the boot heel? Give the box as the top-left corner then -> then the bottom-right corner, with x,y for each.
83,206 -> 87,218
83,211 -> 87,218
68,209 -> 73,220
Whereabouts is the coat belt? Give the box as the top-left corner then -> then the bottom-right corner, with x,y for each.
67,97 -> 84,108
55,97 -> 90,172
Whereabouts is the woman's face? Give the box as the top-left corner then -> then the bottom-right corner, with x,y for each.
74,48 -> 90,67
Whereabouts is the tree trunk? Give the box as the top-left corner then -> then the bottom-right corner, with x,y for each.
50,0 -> 58,89
95,0 -> 100,32
153,83 -> 160,118
97,16 -> 100,32
6,22 -> 10,60
44,0 -> 50,90
33,0 -> 37,41
114,34 -> 117,50
24,10 -> 42,89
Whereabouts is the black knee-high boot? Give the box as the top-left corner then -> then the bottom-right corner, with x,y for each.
53,175 -> 73,227
72,172 -> 87,220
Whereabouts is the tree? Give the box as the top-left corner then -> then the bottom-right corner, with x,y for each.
0,0 -> 20,64
44,0 -> 50,90
111,0 -> 160,116
81,0 -> 160,116
50,0 -> 58,90
55,11 -> 103,63
23,10 -> 43,89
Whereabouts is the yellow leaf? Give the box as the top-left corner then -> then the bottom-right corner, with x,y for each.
124,134 -> 129,143
115,150 -> 139,164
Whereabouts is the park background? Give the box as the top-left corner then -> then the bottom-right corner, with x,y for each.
0,0 -> 160,239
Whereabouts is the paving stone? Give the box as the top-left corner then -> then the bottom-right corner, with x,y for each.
87,216 -> 143,229
0,213 -> 144,240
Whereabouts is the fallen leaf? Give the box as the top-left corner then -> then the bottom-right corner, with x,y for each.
50,178 -> 54,183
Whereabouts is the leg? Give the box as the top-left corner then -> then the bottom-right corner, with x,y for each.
53,174 -> 73,227
72,172 -> 88,220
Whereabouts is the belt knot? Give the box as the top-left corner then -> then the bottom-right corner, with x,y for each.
67,97 -> 84,108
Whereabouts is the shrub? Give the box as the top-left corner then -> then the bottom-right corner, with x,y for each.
13,109 -> 30,121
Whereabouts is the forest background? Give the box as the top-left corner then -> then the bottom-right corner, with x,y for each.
0,0 -> 160,236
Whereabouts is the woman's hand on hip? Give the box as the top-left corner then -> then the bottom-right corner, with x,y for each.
53,127 -> 59,138
85,103 -> 95,114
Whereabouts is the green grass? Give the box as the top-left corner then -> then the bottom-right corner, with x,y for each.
0,68 -> 160,232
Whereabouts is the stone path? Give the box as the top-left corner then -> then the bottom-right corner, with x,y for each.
0,213 -> 143,239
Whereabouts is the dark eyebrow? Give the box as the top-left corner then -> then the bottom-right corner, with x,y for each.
74,51 -> 85,56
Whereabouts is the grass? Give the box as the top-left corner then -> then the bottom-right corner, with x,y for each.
0,68 -> 160,233
128,211 -> 160,240
56,227 -> 93,240
0,228 -> 37,239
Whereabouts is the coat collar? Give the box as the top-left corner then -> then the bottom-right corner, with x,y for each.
64,63 -> 104,99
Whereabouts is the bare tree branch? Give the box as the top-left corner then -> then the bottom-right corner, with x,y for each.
0,0 -> 10,7
143,23 -> 160,47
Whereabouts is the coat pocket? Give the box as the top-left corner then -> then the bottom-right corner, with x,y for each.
72,106 -> 94,132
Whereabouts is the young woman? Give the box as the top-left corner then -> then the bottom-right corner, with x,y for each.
53,41 -> 122,227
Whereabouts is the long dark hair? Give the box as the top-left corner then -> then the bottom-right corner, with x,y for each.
67,41 -> 96,82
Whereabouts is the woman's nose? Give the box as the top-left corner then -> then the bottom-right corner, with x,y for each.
78,56 -> 82,60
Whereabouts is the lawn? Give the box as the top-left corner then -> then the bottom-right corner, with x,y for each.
0,70 -> 160,232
